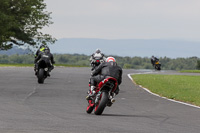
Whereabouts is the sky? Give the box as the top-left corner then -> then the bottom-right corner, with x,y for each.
43,0 -> 200,42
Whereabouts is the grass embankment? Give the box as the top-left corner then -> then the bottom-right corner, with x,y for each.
131,74 -> 200,106
180,70 -> 200,73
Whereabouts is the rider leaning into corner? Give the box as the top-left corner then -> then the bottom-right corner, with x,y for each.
151,55 -> 159,66
89,49 -> 106,70
86,56 -> 123,105
34,47 -> 55,76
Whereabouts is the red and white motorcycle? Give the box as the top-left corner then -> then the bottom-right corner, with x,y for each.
86,77 -> 118,115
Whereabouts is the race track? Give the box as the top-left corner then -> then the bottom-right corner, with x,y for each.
0,67 -> 200,133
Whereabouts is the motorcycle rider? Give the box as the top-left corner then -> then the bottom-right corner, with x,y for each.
34,47 -> 55,76
89,49 -> 106,70
35,44 -> 47,58
151,55 -> 159,66
86,56 -> 122,105
34,44 -> 48,73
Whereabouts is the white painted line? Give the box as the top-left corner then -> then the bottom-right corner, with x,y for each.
128,72 -> 200,109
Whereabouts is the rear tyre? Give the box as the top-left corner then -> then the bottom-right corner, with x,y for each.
38,69 -> 44,84
155,65 -> 161,71
94,91 -> 108,115
156,65 -> 161,70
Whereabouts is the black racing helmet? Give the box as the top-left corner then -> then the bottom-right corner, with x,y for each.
44,47 -> 50,53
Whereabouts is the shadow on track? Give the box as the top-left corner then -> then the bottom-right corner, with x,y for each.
101,113 -> 169,120
102,114 -> 136,117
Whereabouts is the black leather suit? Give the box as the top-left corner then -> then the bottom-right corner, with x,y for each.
90,61 -> 122,94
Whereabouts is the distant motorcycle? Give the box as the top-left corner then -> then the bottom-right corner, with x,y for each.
86,77 -> 118,115
90,57 -> 105,71
154,60 -> 161,70
36,59 -> 49,84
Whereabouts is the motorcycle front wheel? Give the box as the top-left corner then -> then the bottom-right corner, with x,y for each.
86,100 -> 94,114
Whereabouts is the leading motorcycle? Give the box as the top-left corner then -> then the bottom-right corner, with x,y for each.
36,59 -> 49,84
86,77 -> 118,115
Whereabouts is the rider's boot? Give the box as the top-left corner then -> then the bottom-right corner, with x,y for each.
47,71 -> 50,77
35,70 -> 38,76
34,63 -> 38,75
95,91 -> 101,104
86,86 -> 96,100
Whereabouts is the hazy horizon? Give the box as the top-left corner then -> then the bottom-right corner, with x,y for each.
47,38 -> 200,58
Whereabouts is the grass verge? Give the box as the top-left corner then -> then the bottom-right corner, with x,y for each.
131,74 -> 200,106
179,70 -> 200,73
0,64 -> 34,67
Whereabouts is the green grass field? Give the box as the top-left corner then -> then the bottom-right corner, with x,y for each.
131,74 -> 200,106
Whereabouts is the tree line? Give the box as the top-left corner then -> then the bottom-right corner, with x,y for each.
0,54 -> 199,70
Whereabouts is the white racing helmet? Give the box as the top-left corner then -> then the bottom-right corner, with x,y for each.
95,49 -> 101,54
106,57 -> 116,62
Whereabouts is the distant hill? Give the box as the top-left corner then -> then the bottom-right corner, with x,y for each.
1,38 -> 200,58
0,46 -> 32,55
48,38 -> 200,58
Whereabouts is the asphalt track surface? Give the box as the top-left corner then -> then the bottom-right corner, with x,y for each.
0,67 -> 200,133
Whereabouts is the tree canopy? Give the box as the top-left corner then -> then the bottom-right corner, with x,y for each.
0,0 -> 56,50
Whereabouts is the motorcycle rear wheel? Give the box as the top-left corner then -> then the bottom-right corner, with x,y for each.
155,65 -> 161,71
38,69 -> 45,84
94,91 -> 108,115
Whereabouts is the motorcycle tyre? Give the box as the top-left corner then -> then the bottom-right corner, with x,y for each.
94,91 -> 108,115
155,65 -> 161,71
86,101 -> 94,114
38,68 -> 45,84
